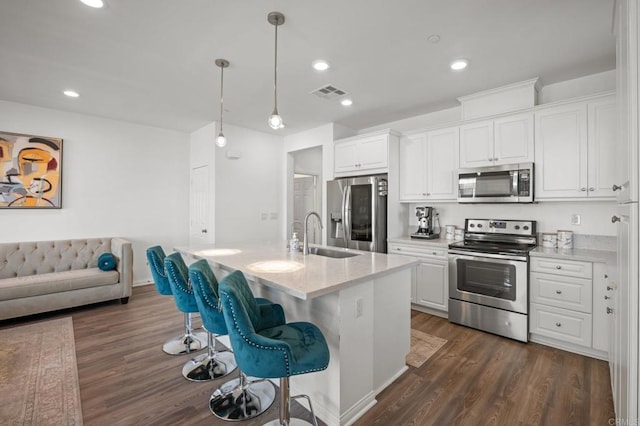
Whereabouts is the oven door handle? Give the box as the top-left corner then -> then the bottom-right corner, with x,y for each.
448,249 -> 527,262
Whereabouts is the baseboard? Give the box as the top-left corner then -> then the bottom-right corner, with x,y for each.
529,334 -> 608,361
341,392 -> 377,426
411,304 -> 448,318
133,280 -> 153,287
375,365 -> 408,396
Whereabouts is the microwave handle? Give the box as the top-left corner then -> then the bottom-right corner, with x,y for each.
511,170 -> 519,196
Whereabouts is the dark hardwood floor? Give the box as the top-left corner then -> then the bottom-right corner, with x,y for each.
1,286 -> 614,425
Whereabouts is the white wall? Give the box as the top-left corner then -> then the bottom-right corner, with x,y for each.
213,123 -> 283,243
0,100 -> 190,284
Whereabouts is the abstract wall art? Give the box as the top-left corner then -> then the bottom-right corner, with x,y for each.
0,131 -> 63,208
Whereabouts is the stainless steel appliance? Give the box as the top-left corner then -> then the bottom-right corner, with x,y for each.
458,162 -> 534,203
411,206 -> 440,239
326,174 -> 387,253
448,219 -> 537,342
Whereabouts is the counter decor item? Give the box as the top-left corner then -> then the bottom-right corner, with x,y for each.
454,228 -> 464,241
541,233 -> 557,248
445,225 -> 456,240
557,230 -> 573,249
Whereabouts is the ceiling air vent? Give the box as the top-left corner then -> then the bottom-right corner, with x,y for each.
310,84 -> 349,100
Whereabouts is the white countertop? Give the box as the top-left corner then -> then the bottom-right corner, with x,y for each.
176,241 -> 419,300
530,246 -> 617,265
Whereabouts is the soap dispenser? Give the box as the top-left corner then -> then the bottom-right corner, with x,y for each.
289,232 -> 300,253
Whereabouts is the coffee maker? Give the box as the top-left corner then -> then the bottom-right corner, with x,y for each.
411,206 -> 440,239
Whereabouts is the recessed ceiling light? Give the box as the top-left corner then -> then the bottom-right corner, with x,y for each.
427,34 -> 441,43
80,0 -> 104,8
341,98 -> 353,106
450,59 -> 469,71
63,90 -> 80,98
312,60 -> 330,71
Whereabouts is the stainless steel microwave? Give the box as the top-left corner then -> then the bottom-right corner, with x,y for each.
458,163 -> 534,203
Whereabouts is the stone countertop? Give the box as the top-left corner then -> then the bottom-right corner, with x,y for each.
175,241 -> 419,301
530,246 -> 616,265
388,236 -> 454,248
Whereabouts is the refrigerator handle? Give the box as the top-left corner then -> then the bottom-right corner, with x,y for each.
343,185 -> 351,248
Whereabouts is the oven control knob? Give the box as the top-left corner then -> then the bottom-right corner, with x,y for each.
470,224 -> 475,228
514,225 -> 520,230
523,226 -> 529,230
477,224 -> 483,228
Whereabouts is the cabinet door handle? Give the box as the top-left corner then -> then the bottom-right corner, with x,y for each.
612,216 -> 621,223
612,184 -> 622,192
604,295 -> 611,300
589,187 -> 595,191
432,252 -> 438,255
580,187 -> 587,191
555,290 -> 562,294
555,265 -> 562,269
396,247 -> 401,251
607,307 -> 614,314
607,285 -> 615,291
555,322 -> 562,327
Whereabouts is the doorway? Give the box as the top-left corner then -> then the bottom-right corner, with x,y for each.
289,146 -> 323,244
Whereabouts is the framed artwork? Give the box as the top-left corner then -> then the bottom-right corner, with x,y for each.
0,131 -> 63,208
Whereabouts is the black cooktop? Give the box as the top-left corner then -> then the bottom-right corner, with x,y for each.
448,240 -> 536,256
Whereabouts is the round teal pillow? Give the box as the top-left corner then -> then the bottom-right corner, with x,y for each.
98,252 -> 116,271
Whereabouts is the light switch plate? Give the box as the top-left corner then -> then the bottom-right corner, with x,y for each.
571,214 -> 581,225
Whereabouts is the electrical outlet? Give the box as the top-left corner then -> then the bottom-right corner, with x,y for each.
261,212 -> 268,220
355,298 -> 363,318
270,212 -> 278,220
571,214 -> 581,225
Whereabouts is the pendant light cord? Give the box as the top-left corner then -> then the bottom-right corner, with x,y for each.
273,22 -> 278,113
219,65 -> 224,133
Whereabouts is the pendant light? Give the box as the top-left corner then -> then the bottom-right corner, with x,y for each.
267,12 -> 285,130
215,58 -> 229,147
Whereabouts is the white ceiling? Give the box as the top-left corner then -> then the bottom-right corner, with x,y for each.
0,0 -> 615,136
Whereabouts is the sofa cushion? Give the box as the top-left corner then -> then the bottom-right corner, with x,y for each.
0,238 -> 113,279
0,268 -> 119,301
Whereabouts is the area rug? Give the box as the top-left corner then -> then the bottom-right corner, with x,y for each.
406,329 -> 448,368
0,317 -> 83,425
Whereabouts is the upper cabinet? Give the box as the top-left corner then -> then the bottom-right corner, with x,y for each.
334,130 -> 394,176
399,127 -> 459,202
459,112 -> 534,168
535,95 -> 616,200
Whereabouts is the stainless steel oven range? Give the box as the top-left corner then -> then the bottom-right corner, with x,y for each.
448,219 -> 537,342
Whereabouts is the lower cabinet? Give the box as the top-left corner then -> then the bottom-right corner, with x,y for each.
529,255 -> 610,359
388,241 -> 448,315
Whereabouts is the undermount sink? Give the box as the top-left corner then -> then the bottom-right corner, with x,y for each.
307,247 -> 360,259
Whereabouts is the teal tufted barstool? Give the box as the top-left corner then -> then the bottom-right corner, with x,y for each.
184,259 -> 238,382
146,246 -> 207,355
161,252 -> 208,356
219,270 -> 330,426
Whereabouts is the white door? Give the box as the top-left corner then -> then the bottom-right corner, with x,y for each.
415,260 -> 448,311
493,112 -> 534,165
426,127 -> 459,200
459,120 -> 494,168
534,103 -> 588,199
587,97 -> 617,198
293,175 -> 318,242
399,133 -> 427,201
189,165 -> 211,245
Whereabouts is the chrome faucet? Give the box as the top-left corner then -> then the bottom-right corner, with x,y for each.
303,211 -> 323,255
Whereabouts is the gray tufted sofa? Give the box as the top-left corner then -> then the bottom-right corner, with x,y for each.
0,237 -> 133,320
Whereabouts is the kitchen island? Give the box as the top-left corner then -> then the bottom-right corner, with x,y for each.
176,242 -> 418,426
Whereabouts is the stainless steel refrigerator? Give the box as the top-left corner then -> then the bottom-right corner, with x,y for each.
326,174 -> 387,253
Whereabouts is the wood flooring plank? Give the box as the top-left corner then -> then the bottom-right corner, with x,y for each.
0,287 -> 615,425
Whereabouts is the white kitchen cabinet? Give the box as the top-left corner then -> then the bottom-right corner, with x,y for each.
534,95 -> 616,200
388,242 -> 448,315
399,127 -> 459,202
459,112 -> 533,168
334,131 -> 391,176
529,255 -> 609,359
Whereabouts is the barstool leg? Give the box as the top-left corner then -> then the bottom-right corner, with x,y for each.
264,377 -> 319,426
161,312 -> 209,356
209,369 -> 276,421
182,329 -> 237,381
